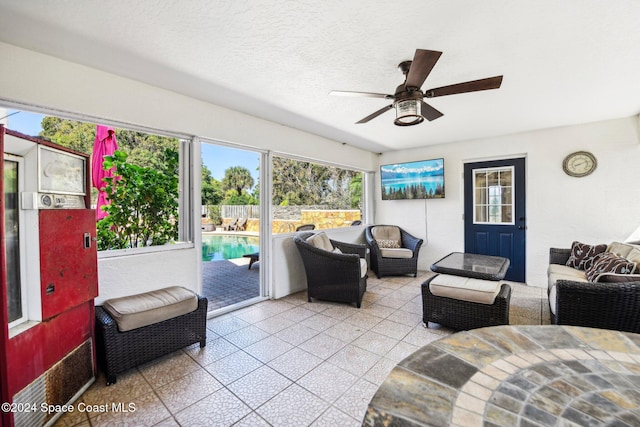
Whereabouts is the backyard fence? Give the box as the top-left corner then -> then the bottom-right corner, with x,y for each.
203,205 -> 360,220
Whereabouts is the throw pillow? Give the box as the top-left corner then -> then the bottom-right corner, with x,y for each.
585,252 -> 638,282
566,241 -> 607,270
377,239 -> 400,249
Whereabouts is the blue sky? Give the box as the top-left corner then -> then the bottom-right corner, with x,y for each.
3,109 -> 259,185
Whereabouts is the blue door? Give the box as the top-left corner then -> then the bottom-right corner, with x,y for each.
464,158 -> 526,282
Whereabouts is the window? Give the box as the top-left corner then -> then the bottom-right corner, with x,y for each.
272,156 -> 363,233
2,109 -> 192,251
4,154 -> 27,327
473,166 -> 514,225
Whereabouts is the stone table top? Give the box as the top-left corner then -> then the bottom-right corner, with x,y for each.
431,252 -> 510,281
363,325 -> 640,426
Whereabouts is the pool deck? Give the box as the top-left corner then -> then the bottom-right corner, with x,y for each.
202,257 -> 260,311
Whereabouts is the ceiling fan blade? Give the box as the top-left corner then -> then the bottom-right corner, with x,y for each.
421,101 -> 444,121
330,90 -> 393,99
356,105 -> 393,124
425,75 -> 503,98
405,49 -> 443,90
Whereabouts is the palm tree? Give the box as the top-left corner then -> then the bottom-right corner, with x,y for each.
222,166 -> 254,195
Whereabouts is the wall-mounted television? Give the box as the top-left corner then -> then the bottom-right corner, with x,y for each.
380,158 -> 444,200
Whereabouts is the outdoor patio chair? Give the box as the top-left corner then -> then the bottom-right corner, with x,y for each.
294,231 -> 367,308
365,225 -> 423,278
232,218 -> 247,231
224,218 -> 238,231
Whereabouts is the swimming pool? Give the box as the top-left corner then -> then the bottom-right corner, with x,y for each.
202,234 -> 259,262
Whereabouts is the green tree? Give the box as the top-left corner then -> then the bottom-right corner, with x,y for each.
222,166 -> 254,196
201,163 -> 223,205
272,156 -> 361,209
96,149 -> 179,250
40,116 -> 179,168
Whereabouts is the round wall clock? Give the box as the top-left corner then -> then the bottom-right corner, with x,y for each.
562,151 -> 597,177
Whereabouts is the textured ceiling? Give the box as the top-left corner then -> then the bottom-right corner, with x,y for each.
1,0 -> 639,153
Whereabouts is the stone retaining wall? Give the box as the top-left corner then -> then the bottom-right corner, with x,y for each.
218,209 -> 361,233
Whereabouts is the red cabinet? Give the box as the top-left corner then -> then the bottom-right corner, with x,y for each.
39,209 -> 98,320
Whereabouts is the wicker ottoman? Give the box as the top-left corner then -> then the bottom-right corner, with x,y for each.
95,287 -> 208,385
421,274 -> 511,330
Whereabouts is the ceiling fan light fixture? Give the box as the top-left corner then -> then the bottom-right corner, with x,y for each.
394,99 -> 424,126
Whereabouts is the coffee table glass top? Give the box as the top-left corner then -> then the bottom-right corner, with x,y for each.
431,252 -> 510,281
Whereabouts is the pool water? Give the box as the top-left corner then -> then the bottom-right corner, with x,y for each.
202,234 -> 259,262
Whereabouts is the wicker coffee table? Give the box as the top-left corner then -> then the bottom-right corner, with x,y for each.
422,252 -> 511,330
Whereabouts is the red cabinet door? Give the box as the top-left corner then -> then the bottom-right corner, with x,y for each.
39,209 -> 98,319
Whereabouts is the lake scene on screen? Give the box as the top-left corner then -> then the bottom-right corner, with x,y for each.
380,158 -> 444,200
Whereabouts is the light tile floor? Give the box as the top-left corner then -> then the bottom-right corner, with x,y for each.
55,272 -> 547,427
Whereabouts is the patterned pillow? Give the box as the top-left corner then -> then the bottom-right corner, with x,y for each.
585,252 -> 638,282
377,239 -> 400,249
566,241 -> 607,270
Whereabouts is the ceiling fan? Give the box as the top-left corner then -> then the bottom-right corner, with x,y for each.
330,49 -> 503,126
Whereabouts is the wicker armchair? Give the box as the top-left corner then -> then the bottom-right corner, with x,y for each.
549,247 -> 640,333
294,232 -> 367,308
365,225 -> 423,278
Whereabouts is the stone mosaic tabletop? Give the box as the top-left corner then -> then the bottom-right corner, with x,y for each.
363,325 -> 640,426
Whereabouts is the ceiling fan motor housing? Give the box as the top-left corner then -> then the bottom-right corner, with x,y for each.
393,86 -> 424,126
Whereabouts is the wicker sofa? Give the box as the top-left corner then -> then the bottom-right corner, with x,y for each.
548,241 -> 640,333
95,289 -> 208,385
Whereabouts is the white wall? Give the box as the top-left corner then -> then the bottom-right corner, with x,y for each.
0,42 -> 378,299
375,116 -> 640,288
95,248 -> 199,305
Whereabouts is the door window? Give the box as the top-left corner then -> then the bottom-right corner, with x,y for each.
473,166 -> 514,225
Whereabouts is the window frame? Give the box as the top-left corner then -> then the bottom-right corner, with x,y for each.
270,152 -> 369,232
472,165 -> 515,226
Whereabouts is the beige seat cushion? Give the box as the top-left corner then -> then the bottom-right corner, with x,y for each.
371,226 -> 401,246
380,247 -> 414,259
306,232 -> 334,252
606,241 -> 640,258
103,286 -> 198,332
625,247 -> 640,265
372,226 -> 413,258
359,258 -> 368,278
547,264 -> 589,315
429,274 -> 502,304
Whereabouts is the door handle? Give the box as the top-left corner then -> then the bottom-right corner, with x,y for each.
518,225 -> 526,230
84,232 -> 91,248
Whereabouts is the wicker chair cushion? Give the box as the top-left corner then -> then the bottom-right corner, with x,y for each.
429,274 -> 501,304
626,248 -> 640,265
306,232 -> 334,252
102,286 -> 198,332
566,241 -> 607,270
359,258 -> 368,278
371,226 -> 401,246
379,248 -> 414,259
606,241 -> 640,258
